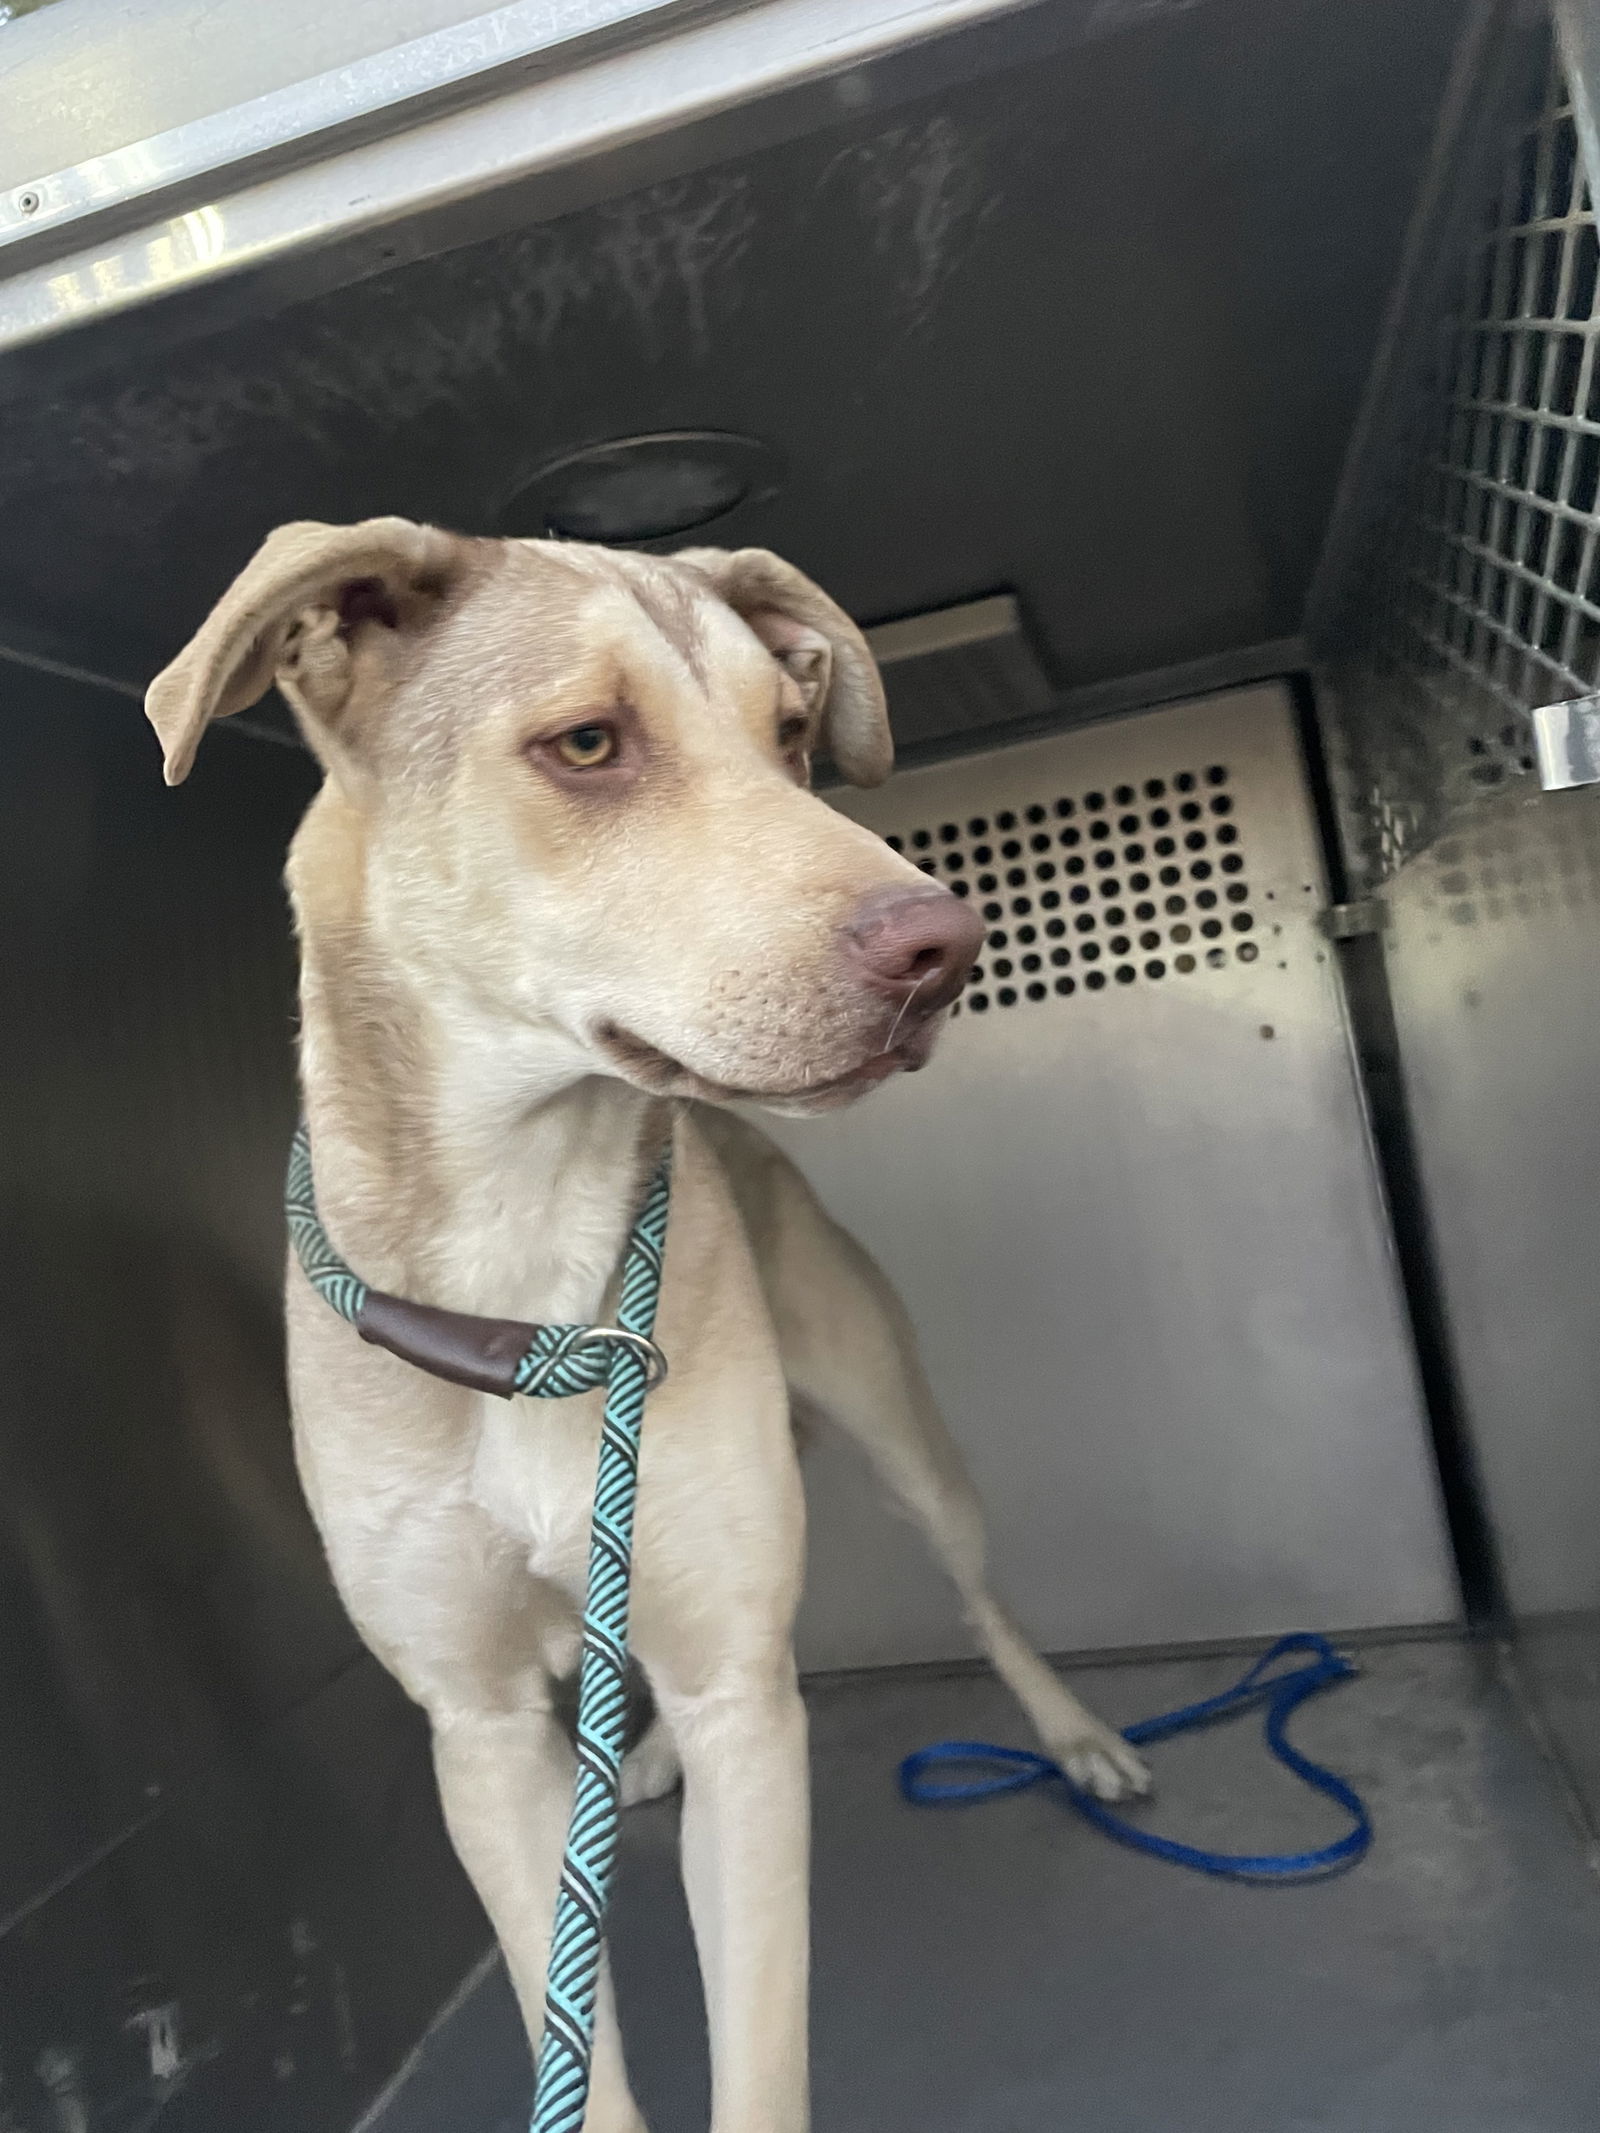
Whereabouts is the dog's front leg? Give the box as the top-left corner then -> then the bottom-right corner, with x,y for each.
657,1659 -> 811,2133
432,1700 -> 647,2133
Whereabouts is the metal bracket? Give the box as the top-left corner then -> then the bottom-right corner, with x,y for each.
1531,693 -> 1600,792
1319,900 -> 1387,942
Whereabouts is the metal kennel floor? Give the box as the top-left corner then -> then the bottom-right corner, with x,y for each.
367,1638 -> 1600,2133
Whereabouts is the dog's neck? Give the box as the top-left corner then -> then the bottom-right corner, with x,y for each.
292,821 -> 664,1329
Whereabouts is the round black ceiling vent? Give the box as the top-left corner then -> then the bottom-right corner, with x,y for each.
501,431 -> 782,544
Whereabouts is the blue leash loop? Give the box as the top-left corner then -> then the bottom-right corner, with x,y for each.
901,1632 -> 1372,1881
288,1122 -> 672,2133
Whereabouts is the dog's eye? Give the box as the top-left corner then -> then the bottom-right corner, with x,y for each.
553,724 -> 618,769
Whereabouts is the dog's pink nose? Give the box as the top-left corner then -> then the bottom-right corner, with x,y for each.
843,886 -> 983,1011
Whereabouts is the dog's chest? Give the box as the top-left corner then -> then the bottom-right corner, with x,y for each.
444,1177 -> 633,1593
470,1394 -> 602,1589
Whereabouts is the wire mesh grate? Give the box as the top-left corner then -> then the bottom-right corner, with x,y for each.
1322,29 -> 1600,882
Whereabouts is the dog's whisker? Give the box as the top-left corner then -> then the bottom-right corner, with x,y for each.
885,973 -> 930,1052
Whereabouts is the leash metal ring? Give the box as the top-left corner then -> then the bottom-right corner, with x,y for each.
586,1327 -> 669,1389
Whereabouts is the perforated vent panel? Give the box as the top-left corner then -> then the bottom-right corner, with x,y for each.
1320,28 -> 1600,881
886,764 -> 1260,1013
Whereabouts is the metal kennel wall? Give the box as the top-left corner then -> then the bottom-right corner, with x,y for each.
1,0 -> 1598,2125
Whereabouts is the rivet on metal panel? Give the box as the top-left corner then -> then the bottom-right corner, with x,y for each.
1531,692 -> 1600,788
1318,899 -> 1388,941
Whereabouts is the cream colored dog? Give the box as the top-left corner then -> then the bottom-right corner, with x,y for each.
146,520 -> 1148,2133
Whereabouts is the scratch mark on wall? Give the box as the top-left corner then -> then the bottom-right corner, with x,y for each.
823,116 -> 998,333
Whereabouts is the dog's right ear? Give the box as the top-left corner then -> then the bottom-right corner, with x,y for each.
145,517 -> 464,785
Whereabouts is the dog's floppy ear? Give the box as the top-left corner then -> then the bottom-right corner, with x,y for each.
145,516 -> 464,785
674,546 -> 893,787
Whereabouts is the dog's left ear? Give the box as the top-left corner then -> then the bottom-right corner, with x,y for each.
674,546 -> 893,787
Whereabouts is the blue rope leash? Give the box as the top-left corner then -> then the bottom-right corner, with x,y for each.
901,1632 -> 1372,1881
287,1122 -> 672,2133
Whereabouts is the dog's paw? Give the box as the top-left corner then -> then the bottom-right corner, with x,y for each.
1051,1721 -> 1152,1803
620,1719 -> 682,1807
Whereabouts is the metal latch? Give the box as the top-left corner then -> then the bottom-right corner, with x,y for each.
1318,899 -> 1386,941
1531,694 -> 1600,790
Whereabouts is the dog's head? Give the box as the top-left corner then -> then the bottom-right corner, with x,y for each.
145,519 -> 979,1113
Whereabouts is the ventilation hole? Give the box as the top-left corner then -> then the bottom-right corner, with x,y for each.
1059,827 -> 1081,849
918,859 -> 937,873
1139,929 -> 1161,950
1154,837 -> 1177,857
1165,894 -> 1187,914
1159,864 -> 1181,886
944,852 -> 965,871
912,829 -> 931,848
1007,868 -> 1027,887
1025,804 -> 1047,825
1011,895 -> 1032,916
978,874 -> 998,893
1215,824 -> 1239,846
1075,913 -> 1098,933
1185,830 -> 1208,852
1128,870 -> 1152,892
1220,854 -> 1244,875
1175,953 -> 1197,973
1055,797 -> 1076,818
1180,801 -> 1202,822
1191,861 -> 1213,882
1232,912 -> 1254,933
1029,833 -> 1051,855
1081,941 -> 1102,961
1109,934 -> 1131,955
1085,791 -> 1106,811
1035,861 -> 1057,882
1206,947 -> 1227,968
1065,855 -> 1086,876
1050,946 -> 1071,967
1090,819 -> 1112,841
939,822 -> 959,841
1202,919 -> 1224,940
1114,784 -> 1136,805
1016,923 -> 1037,945
987,930 -> 1008,949
1150,807 -> 1172,829
1145,959 -> 1166,980
968,817 -> 988,836
1086,970 -> 1107,990
996,810 -> 1017,830
1002,839 -> 1022,860
1206,766 -> 1228,785
1021,953 -> 1042,973
969,992 -> 990,1011
992,957 -> 1013,978
1026,981 -> 1047,1001
1123,845 -> 1147,868
973,843 -> 993,864
1225,883 -> 1248,903
1045,917 -> 1066,938
1134,900 -> 1157,921
1210,794 -> 1233,816
1118,814 -> 1140,835
952,879 -> 970,897
1237,942 -> 1259,963
1195,888 -> 1218,909
1115,964 -> 1137,985
1055,975 -> 1076,996
1145,778 -> 1167,799
1170,923 -> 1193,943
982,902 -> 1003,921
1040,890 -> 1061,910
887,835 -> 904,852
1094,851 -> 1116,872
997,986 -> 1018,1007
1175,771 -> 1197,793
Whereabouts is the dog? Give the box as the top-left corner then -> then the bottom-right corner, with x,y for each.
145,519 -> 1149,2132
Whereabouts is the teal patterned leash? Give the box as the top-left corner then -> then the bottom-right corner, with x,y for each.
286,1121 -> 672,2133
